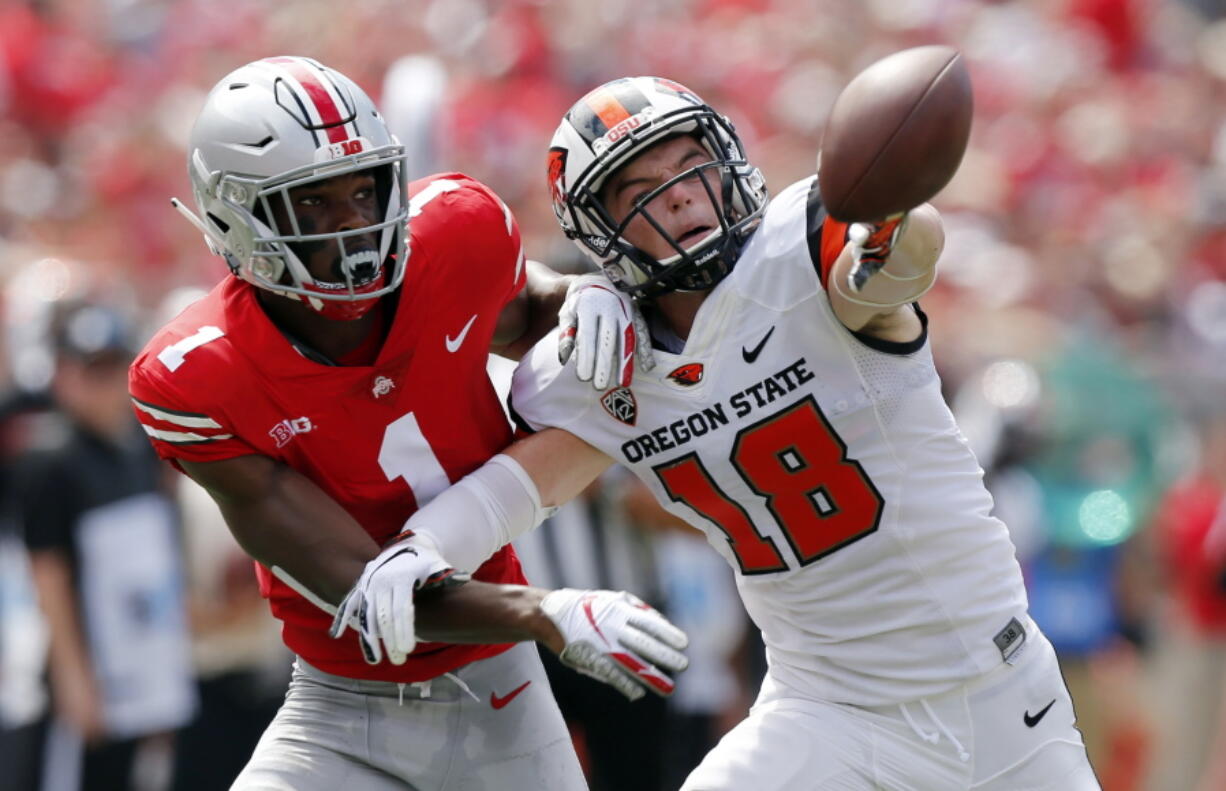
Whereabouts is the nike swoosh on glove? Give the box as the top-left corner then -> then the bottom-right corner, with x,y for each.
557,274 -> 656,390
329,532 -> 467,665
540,588 -> 688,701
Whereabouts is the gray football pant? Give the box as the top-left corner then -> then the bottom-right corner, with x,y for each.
232,642 -> 588,790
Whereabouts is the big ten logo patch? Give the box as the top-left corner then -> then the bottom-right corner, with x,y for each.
269,417 -> 314,448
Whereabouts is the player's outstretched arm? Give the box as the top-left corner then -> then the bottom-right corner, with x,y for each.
826,202 -> 944,339
413,582 -> 689,701
179,453 -> 686,696
180,454 -> 380,606
332,428 -> 616,663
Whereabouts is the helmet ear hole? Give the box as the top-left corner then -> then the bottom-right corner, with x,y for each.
206,213 -> 231,234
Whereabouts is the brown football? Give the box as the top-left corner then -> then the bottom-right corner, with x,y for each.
818,45 -> 973,222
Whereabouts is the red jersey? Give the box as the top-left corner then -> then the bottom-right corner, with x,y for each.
1156,476 -> 1226,633
130,174 -> 530,681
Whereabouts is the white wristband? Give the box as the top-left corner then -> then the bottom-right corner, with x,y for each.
405,454 -> 550,573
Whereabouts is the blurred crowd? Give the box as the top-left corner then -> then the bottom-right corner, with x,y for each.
0,0 -> 1224,789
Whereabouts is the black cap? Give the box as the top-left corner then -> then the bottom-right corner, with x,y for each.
52,303 -> 138,363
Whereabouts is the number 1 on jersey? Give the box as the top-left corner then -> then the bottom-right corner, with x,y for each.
378,412 -> 451,509
654,396 -> 883,574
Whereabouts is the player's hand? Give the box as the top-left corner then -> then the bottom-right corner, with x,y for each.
329,532 -> 467,665
557,274 -> 655,390
848,211 -> 910,292
539,588 -> 688,701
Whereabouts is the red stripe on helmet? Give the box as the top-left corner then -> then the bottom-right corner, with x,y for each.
586,87 -> 632,130
265,57 -> 350,144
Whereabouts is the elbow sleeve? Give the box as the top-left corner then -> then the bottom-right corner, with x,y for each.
405,454 -> 550,573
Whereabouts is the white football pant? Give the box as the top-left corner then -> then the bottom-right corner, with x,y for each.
682,627 -> 1100,791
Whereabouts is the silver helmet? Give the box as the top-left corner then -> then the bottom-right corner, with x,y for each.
547,77 -> 767,299
175,56 -> 408,319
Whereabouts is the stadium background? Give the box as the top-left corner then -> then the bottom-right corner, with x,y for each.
0,0 -> 1224,789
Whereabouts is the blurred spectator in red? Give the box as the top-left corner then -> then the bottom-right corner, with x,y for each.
1143,412 -> 1226,791
1065,0 -> 1146,72
0,1 -> 117,150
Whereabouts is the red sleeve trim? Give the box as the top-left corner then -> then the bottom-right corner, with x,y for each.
818,216 -> 850,289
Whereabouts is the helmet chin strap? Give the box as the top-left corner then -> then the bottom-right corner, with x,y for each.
302,272 -> 386,321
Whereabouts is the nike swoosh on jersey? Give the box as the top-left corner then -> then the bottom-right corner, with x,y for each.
445,314 -> 478,353
490,680 -> 532,709
1023,699 -> 1057,728
742,326 -> 775,364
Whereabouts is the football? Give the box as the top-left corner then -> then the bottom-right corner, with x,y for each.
818,45 -> 973,222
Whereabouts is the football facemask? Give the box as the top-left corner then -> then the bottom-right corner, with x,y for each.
174,57 -> 409,318
548,77 -> 767,300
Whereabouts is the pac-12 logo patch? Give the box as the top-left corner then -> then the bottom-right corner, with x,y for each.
600,386 -> 637,426
667,363 -> 704,386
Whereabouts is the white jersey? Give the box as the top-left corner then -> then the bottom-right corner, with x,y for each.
512,178 -> 1029,706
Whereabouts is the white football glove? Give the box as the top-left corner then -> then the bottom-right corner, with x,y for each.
557,274 -> 655,390
540,588 -> 688,701
328,533 -> 466,665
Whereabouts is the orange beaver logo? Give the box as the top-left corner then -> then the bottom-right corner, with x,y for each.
667,363 -> 704,386
546,147 -> 567,207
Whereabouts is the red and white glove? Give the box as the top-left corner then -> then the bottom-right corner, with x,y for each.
848,212 -> 910,292
540,588 -> 688,701
557,274 -> 655,390
329,532 -> 466,665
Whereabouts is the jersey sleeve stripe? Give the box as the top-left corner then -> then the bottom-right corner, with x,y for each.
140,424 -> 235,444
850,303 -> 930,355
130,397 -> 223,429
806,178 -> 849,289
586,86 -> 633,131
497,196 -> 514,235
506,395 -> 538,436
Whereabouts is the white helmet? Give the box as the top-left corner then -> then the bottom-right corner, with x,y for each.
547,77 -> 767,299
175,56 -> 408,320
